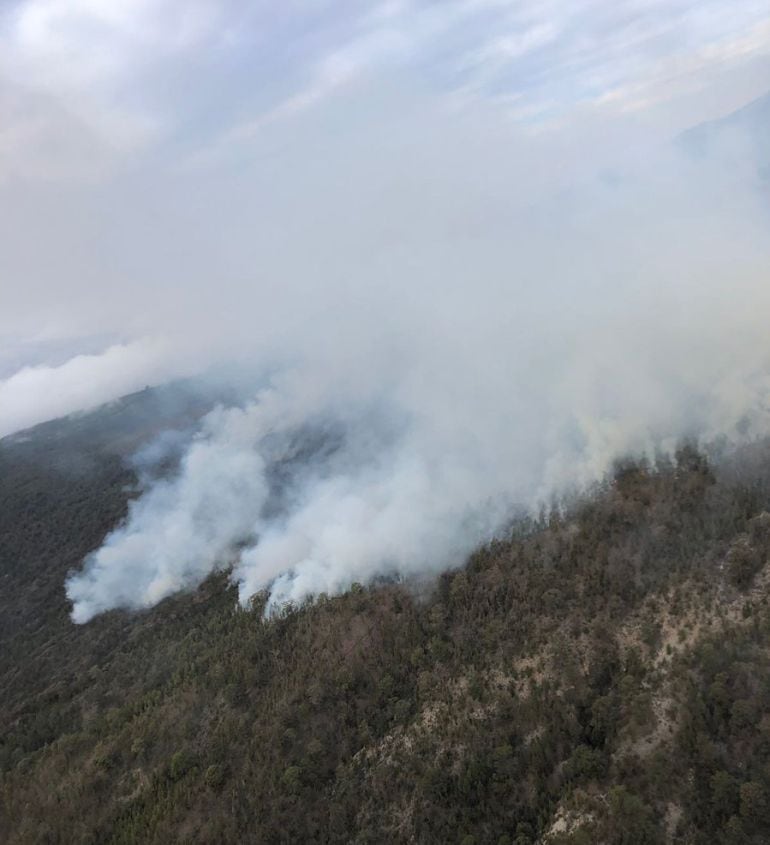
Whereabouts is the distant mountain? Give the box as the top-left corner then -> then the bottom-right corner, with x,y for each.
0,379 -> 227,467
679,90 -> 770,175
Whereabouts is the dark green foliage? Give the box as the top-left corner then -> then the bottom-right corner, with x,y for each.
726,538 -> 762,590
605,786 -> 662,844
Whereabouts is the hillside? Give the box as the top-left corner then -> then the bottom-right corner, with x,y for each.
2,404 -> 770,844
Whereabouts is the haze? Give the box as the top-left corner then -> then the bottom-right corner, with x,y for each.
0,1 -> 769,620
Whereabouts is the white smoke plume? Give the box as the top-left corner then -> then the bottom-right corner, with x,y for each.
0,340 -> 173,438
1,1 -> 767,621
65,129 -> 770,621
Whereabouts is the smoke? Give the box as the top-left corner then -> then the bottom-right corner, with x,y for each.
68,406 -> 269,623
1,3 -> 766,621
63,106 -> 770,621
0,340 -> 175,438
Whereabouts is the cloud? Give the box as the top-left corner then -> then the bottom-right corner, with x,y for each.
0,0 -> 228,177
0,340 -> 171,438
1,0 -> 768,180
591,18 -> 770,115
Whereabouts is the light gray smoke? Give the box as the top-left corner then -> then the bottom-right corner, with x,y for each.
65,116 -> 770,621
0,1 -> 767,623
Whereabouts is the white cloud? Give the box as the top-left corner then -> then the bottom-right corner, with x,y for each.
1,0 -> 767,179
185,0 -> 770,164
0,0 -> 228,176
592,18 -> 770,115
0,340 -> 171,437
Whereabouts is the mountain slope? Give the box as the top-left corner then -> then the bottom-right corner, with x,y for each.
2,404 -> 770,843
679,90 -> 770,176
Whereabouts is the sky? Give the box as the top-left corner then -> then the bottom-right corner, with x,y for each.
1,1 -> 770,412
1,2 -> 770,620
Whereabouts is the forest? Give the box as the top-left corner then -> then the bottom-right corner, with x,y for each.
2,392 -> 770,843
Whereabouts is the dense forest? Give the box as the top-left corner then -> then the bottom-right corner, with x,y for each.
2,391 -> 770,843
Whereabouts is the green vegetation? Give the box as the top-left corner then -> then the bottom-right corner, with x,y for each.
2,410 -> 770,843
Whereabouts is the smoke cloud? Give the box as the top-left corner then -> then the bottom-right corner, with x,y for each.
0,1 -> 768,621
66,124 -> 770,621
0,340 -> 175,438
